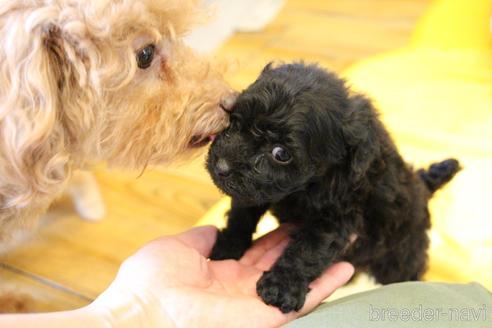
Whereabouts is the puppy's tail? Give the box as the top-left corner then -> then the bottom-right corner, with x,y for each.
417,159 -> 461,194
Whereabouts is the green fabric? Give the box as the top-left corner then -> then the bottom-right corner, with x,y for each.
287,282 -> 491,328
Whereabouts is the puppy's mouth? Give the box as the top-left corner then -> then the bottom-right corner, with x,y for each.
189,134 -> 217,148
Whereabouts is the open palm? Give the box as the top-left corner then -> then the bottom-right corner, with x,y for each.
97,225 -> 354,328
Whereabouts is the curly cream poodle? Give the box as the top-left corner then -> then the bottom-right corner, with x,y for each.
0,0 -> 235,251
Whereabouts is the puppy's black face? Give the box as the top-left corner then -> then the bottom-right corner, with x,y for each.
207,63 -> 351,205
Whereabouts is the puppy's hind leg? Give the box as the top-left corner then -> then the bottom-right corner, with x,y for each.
370,230 -> 429,284
67,171 -> 105,221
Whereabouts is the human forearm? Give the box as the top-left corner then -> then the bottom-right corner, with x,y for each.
0,293 -> 173,328
0,305 -> 108,328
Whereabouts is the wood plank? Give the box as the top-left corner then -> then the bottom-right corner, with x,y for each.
1,169 -> 221,298
286,0 -> 429,19
270,12 -> 416,59
218,0 -> 431,91
0,266 -> 88,313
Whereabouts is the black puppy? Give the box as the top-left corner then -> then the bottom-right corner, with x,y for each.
206,63 -> 460,313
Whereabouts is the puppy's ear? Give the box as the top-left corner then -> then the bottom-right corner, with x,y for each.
261,62 -> 274,74
0,10 -> 78,208
343,95 -> 382,180
302,102 -> 347,171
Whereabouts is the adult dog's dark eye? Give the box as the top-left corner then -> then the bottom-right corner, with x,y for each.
136,44 -> 156,69
272,146 -> 292,164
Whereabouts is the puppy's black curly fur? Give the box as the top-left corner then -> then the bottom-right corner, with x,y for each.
206,63 -> 461,313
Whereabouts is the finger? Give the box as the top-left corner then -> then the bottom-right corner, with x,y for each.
240,224 -> 294,265
254,238 -> 290,271
251,224 -> 295,250
297,262 -> 354,316
176,225 -> 218,257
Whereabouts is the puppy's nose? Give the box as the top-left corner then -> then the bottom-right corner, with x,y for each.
216,158 -> 231,177
219,92 -> 238,113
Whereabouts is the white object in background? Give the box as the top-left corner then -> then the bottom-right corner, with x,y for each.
185,0 -> 285,53
236,0 -> 285,32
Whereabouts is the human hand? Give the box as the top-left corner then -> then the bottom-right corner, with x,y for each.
91,225 -> 354,328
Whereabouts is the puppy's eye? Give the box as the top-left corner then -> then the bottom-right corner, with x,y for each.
272,146 -> 292,164
136,44 -> 156,69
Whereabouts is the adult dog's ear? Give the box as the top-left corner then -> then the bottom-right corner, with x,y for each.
0,6 -> 83,208
343,95 -> 382,180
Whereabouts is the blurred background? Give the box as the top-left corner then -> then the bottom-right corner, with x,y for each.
1,0 -> 491,312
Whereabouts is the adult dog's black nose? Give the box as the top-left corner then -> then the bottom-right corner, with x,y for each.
215,158 -> 231,177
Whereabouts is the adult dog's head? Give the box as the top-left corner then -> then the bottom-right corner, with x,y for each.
0,0 -> 234,208
207,63 -> 381,205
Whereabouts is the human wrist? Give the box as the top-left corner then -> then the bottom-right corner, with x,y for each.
67,305 -> 112,328
0,306 -> 110,328
89,286 -> 174,328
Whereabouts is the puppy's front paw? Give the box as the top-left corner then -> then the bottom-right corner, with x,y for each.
256,270 -> 309,313
210,231 -> 251,260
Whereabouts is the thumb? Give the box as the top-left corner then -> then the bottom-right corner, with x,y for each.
176,225 -> 218,257
297,262 -> 355,316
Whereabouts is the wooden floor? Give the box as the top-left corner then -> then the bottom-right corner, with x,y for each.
0,0 -> 431,312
